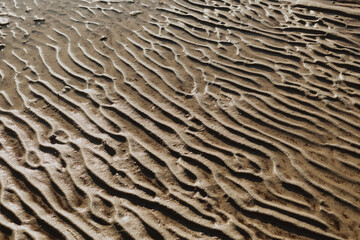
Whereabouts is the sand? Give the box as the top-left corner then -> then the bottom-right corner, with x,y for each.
0,0 -> 359,239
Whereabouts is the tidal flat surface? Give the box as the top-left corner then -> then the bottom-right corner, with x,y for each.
0,0 -> 359,239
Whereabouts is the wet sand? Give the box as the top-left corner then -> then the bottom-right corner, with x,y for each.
0,0 -> 360,239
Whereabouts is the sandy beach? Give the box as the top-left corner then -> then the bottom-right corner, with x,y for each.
0,0 -> 359,239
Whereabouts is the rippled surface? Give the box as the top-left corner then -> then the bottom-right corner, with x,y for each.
0,0 -> 359,239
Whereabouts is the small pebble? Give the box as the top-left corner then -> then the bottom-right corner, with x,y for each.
0,17 -> 9,26
129,10 -> 143,16
34,18 -> 45,24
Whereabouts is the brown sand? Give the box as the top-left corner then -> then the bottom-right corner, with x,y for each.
0,0 -> 359,239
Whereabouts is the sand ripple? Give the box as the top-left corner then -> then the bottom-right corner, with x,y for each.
0,0 -> 359,239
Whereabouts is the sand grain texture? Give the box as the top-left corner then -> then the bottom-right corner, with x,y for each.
0,0 -> 359,239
